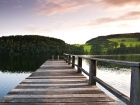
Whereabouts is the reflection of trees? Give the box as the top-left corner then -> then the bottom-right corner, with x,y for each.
0,55 -> 48,73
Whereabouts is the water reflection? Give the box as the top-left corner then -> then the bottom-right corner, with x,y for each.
0,55 -> 48,99
0,55 -> 48,73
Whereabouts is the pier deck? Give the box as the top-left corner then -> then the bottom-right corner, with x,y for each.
0,60 -> 119,105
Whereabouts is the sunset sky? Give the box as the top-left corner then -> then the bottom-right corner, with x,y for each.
0,0 -> 140,44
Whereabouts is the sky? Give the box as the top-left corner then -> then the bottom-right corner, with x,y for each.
0,0 -> 140,44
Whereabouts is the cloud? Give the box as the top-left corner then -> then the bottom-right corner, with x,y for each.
36,0 -> 95,15
100,0 -> 140,7
120,11 -> 140,20
90,11 -> 140,25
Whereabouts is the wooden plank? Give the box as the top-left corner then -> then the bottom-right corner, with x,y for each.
27,76 -> 85,79
2,97 -> 115,103
8,90 -> 104,95
21,81 -> 88,84
0,102 -> 119,105
4,94 -> 108,98
18,83 -> 88,86
22,78 -> 88,82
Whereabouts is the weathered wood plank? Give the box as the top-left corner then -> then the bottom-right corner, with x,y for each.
2,97 -> 115,103
0,102 -> 119,105
8,90 -> 104,95
22,79 -> 88,82
21,81 -> 88,84
27,76 -> 85,79
4,94 -> 109,98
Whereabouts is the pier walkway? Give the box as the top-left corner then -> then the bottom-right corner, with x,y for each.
0,60 -> 119,105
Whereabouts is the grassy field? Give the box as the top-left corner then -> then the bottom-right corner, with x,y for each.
73,38 -> 140,54
74,44 -> 91,53
108,38 -> 140,47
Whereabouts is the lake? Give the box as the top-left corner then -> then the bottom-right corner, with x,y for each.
0,54 -> 140,105
0,55 -> 48,100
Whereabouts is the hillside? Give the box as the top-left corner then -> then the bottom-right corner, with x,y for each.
74,44 -> 91,54
0,35 -> 85,55
86,33 -> 140,55
86,33 -> 140,44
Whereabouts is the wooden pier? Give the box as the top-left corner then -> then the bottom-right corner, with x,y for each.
0,60 -> 119,105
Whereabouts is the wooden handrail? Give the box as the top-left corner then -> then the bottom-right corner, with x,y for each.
64,53 -> 140,105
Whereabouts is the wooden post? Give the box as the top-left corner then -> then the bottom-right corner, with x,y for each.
64,54 -> 65,61
52,55 -> 54,60
58,55 -> 59,60
89,60 -> 97,85
66,55 -> 68,63
78,57 -> 82,73
68,55 -> 71,65
130,66 -> 140,105
72,56 -> 75,68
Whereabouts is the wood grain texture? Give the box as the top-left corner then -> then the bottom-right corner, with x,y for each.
1,60 -> 119,105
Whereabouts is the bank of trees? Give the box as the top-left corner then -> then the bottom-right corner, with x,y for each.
107,43 -> 140,54
90,41 -> 140,55
87,33 -> 140,55
0,35 -> 85,55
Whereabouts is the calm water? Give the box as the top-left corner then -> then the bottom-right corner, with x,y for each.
0,55 -> 48,100
0,54 -> 140,105
78,54 -> 140,105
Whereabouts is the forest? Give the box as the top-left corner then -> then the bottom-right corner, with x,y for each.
86,33 -> 140,55
0,35 -> 85,56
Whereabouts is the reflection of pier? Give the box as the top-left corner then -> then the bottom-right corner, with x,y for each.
1,54 -> 139,105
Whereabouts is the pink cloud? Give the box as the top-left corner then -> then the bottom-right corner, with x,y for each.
100,0 -> 140,7
36,0 -> 95,15
120,11 -> 140,20
90,11 -> 140,25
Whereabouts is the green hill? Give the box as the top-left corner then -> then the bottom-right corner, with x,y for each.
0,35 -> 85,55
86,33 -> 140,55
74,44 -> 91,54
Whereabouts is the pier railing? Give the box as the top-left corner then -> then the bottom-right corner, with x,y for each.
64,53 -> 140,105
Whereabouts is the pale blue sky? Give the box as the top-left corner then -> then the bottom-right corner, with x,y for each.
0,0 -> 140,44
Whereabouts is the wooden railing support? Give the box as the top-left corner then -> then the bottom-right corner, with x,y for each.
68,55 -> 71,65
130,67 -> 140,105
66,55 -> 68,63
58,55 -> 59,60
72,56 -> 75,68
78,57 -> 82,73
89,60 -> 97,85
52,55 -> 54,60
64,54 -> 66,61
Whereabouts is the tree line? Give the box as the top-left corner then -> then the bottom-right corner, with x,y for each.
90,41 -> 140,55
88,33 -> 140,55
0,35 -> 85,56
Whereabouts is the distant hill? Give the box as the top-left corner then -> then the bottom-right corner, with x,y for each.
86,33 -> 140,45
86,33 -> 140,54
0,35 -> 85,55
